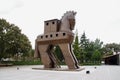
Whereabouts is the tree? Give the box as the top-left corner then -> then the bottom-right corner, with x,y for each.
85,41 -> 95,61
79,32 -> 90,62
92,50 -> 102,61
94,38 -> 103,50
54,46 -> 64,62
19,34 -> 32,61
80,32 -> 89,49
0,19 -> 32,60
90,39 -> 103,62
0,19 -> 8,58
79,32 -> 103,63
73,31 -> 81,61
103,43 -> 120,56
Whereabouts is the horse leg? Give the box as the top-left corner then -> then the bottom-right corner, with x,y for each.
34,39 -> 40,58
58,43 -> 78,69
69,44 -> 79,68
38,44 -> 53,68
47,45 -> 58,68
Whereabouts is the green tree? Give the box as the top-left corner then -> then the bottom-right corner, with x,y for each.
94,38 -> 103,50
103,43 -> 120,56
79,32 -> 90,62
86,41 -> 95,61
73,31 -> 81,61
0,19 -> 8,58
0,19 -> 32,60
54,46 -> 64,62
92,50 -> 102,61
90,39 -> 103,62
80,32 -> 89,49
79,32 -> 103,63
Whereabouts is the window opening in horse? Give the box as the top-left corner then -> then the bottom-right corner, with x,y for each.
63,33 -> 66,36
46,23 -> 49,25
41,36 -> 43,39
52,22 -> 55,24
50,34 -> 53,37
46,35 -> 48,38
56,34 -> 58,37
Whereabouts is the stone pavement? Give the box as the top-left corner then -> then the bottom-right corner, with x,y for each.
0,65 -> 120,80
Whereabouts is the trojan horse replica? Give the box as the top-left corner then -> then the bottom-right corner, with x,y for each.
34,11 -> 79,69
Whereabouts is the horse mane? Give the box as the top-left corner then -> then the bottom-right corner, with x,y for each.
61,11 -> 76,20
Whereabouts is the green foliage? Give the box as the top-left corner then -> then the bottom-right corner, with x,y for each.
0,18 -> 32,60
72,31 -> 103,64
54,46 -> 64,62
82,61 -> 101,65
104,43 -> 120,52
103,43 -> 120,57
92,50 -> 102,61
80,32 -> 89,49
1,60 -> 41,65
79,32 -> 90,62
73,32 -> 81,61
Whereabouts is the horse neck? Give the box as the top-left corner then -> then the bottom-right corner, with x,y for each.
60,18 -> 72,33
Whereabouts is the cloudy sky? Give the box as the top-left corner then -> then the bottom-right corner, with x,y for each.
0,0 -> 120,48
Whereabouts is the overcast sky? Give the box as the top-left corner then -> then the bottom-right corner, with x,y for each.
0,0 -> 120,48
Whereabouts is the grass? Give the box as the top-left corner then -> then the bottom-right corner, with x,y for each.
80,61 -> 101,65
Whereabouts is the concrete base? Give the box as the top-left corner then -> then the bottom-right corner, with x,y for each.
32,67 -> 85,71
1,65 -> 120,80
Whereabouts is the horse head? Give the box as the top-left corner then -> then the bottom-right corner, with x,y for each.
61,11 -> 76,31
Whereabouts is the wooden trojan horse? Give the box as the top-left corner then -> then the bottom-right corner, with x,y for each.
34,11 -> 79,69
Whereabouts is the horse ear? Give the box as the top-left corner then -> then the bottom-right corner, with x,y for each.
73,12 -> 77,15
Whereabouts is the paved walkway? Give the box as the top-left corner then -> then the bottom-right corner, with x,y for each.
0,65 -> 120,80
